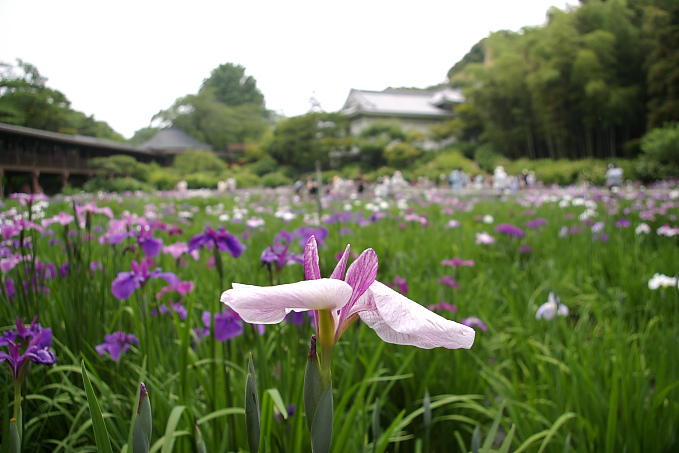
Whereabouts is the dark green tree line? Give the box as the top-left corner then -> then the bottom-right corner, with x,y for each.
0,59 -> 123,140
449,0 -> 679,160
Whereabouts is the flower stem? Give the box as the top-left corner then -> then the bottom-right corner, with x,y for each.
317,310 -> 335,389
13,378 -> 22,438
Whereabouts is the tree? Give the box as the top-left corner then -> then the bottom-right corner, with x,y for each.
267,113 -> 350,172
152,63 -> 270,149
0,59 -> 123,140
200,63 -> 265,109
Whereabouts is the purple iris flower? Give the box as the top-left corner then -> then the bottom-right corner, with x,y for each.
4,278 -> 16,301
441,258 -> 474,267
95,332 -> 139,361
615,217 -> 631,228
75,202 -> 114,224
156,280 -> 194,299
260,243 -> 304,270
274,404 -> 296,423
387,276 -> 408,294
526,218 -> 547,228
41,212 -> 75,228
188,226 -> 245,257
494,223 -> 525,238
275,229 -> 295,245
438,276 -> 460,290
151,301 -> 188,320
293,226 -> 328,247
9,193 -> 49,207
286,311 -> 307,325
0,316 -> 56,381
461,316 -> 488,332
196,310 -> 244,342
519,245 -> 533,254
427,301 -> 458,313
111,258 -> 179,300
109,229 -> 163,258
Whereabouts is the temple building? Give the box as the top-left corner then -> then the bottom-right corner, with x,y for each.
340,87 -> 464,150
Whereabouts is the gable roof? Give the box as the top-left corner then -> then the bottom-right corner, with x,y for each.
0,122 -> 151,155
340,88 -> 463,119
139,128 -> 212,153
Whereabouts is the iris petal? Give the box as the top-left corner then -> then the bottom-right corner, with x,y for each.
221,279 -> 353,324
359,281 -> 475,349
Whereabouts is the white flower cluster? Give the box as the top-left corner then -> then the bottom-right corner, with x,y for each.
648,273 -> 678,290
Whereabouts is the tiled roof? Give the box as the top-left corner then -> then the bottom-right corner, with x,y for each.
139,128 -> 212,151
340,88 -> 463,118
0,122 -> 149,154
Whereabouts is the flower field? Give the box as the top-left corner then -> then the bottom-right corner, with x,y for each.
1,183 -> 678,452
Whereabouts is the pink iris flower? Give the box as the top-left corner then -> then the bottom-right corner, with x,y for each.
221,236 -> 475,351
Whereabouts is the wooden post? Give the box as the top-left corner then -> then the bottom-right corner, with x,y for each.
62,171 -> 70,190
31,170 -> 40,194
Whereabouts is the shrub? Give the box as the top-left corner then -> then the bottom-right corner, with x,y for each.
474,144 -> 508,173
247,155 -> 278,176
184,173 -> 220,189
384,142 -> 422,169
173,149 -> 227,175
233,172 -> 261,188
148,168 -> 181,190
640,123 -> 679,166
83,176 -> 155,193
260,172 -> 292,188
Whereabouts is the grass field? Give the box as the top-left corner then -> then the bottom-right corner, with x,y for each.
1,183 -> 678,452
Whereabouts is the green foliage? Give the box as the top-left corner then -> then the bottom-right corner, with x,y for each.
148,168 -> 182,190
383,142 -> 421,169
641,123 -> 679,165
259,172 -> 292,188
83,176 -> 155,193
184,173 -> 220,189
200,63 -> 265,108
411,148 -> 480,182
172,149 -> 227,175
0,59 -> 123,139
448,0 -> 677,161
233,171 -> 261,188
89,155 -> 150,180
152,62 -> 270,149
247,155 -> 278,177
638,123 -> 679,179
474,144 -> 508,173
267,113 -> 350,172
128,127 -> 159,146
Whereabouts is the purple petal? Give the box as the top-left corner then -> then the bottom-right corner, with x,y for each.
330,245 -> 351,280
359,281 -> 475,349
111,273 -> 141,300
303,236 -> 321,280
335,248 -> 379,339
223,233 -> 245,257
141,237 -> 163,258
188,233 -> 210,252
221,279 -> 353,324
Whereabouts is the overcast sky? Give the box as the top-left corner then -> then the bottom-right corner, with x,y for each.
0,0 -> 576,139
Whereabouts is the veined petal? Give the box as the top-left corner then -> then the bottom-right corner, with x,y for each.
221,279 -> 353,324
330,244 -> 350,280
359,281 -> 475,349
303,236 -> 321,280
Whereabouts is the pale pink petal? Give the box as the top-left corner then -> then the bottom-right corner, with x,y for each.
221,279 -> 353,324
359,281 -> 475,349
304,236 -> 321,280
